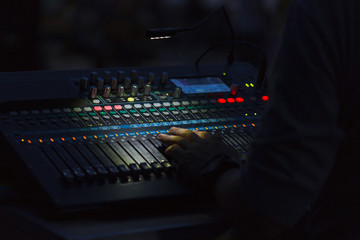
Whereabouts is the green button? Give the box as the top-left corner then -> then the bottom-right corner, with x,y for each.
130,110 -> 137,113
196,105 -> 204,109
187,106 -> 194,110
140,109 -> 147,113
178,107 -> 185,110
169,107 -> 176,111
57,114 -> 65,118
89,112 -> 96,116
120,110 -> 127,114
149,108 -> 156,112
79,113 -> 86,117
159,108 -> 166,112
68,113 -> 76,117
110,111 -> 117,115
99,111 -> 107,115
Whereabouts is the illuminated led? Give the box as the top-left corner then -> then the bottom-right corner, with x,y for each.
236,97 -> 244,103
104,106 -> 112,111
245,113 -> 248,116
245,83 -> 250,88
72,137 -> 76,141
218,98 -> 226,104
50,138 -> 54,142
250,83 -> 254,87
125,133 -> 129,136
21,139 -> 25,142
262,95 -> 269,101
233,125 -> 237,128
222,72 -> 227,76
83,136 -> 87,139
94,106 -> 102,111
94,135 -> 98,139
28,140 -> 32,144
205,127 -> 208,130
243,124 -> 247,127
39,139 -> 43,143
61,138 -> 65,141
114,105 -> 122,110
115,134 -> 119,137
227,98 -> 235,103
146,131 -> 149,134
105,134 -> 108,138
215,126 -> 218,129
254,113 -> 257,116
252,123 -> 256,127
224,126 -> 227,128
127,97 -> 135,102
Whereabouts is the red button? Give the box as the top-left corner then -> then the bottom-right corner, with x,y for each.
114,105 -> 122,110
94,106 -> 102,111
262,96 -> 269,101
104,105 -> 112,111
236,97 -> 244,103
227,98 -> 235,103
218,98 -> 226,104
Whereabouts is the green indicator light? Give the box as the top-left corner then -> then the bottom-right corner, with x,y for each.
169,107 -> 176,111
149,108 -> 156,112
140,109 -> 147,113
120,110 -> 127,114
196,105 -> 203,109
159,108 -> 166,112
99,112 -> 107,115
178,107 -> 185,110
130,110 -> 137,113
187,106 -> 194,110
110,111 -> 117,115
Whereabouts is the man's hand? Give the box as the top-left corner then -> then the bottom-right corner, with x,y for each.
157,127 -> 240,193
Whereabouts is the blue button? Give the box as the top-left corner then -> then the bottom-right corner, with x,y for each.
87,135 -> 94,139
130,124 -> 140,128
121,125 -> 130,129
141,123 -> 151,127
148,131 -> 157,134
200,119 -> 209,123
98,134 -> 105,138
110,125 -> 121,130
90,127 -> 99,131
181,120 -> 190,124
190,120 -> 199,124
99,126 -> 110,130
209,119 -> 218,123
171,121 -> 180,125
161,122 -> 170,126
198,127 -> 206,131
150,123 -> 161,127
158,130 -> 167,134
226,125 -> 234,128
108,134 -> 115,137
219,118 -> 227,122
128,132 -> 137,136
207,126 -> 215,130
217,126 -> 225,129
188,128 -> 196,131
118,133 -> 126,137
138,131 -> 147,135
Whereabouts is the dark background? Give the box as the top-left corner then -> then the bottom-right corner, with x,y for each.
0,0 -> 290,72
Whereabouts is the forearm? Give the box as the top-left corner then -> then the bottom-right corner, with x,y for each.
214,168 -> 286,239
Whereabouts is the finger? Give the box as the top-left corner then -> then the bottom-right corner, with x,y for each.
157,134 -> 192,149
192,130 -> 211,139
169,127 -> 201,141
164,144 -> 185,161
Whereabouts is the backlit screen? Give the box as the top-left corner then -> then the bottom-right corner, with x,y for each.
170,77 -> 230,94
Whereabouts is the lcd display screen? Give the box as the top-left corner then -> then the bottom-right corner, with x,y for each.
170,77 -> 230,94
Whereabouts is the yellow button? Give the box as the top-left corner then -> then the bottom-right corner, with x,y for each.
127,97 -> 135,102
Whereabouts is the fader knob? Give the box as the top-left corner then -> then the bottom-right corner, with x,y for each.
138,76 -> 145,89
111,77 -> 118,90
230,84 -> 238,96
147,72 -> 155,84
97,77 -> 104,91
130,84 -> 138,96
117,70 -> 125,82
116,84 -> 125,97
104,71 -> 111,83
90,72 -> 97,84
89,85 -> 97,98
124,77 -> 131,90
103,85 -> 111,97
144,84 -> 151,96
160,72 -> 168,86
80,77 -> 89,90
173,87 -> 182,98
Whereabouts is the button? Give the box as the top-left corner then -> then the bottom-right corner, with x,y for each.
162,112 -> 169,115
84,107 -> 92,112
143,113 -> 150,117
181,110 -> 189,114
124,105 -> 132,109
209,99 -> 217,104
153,103 -> 161,108
144,103 -> 152,108
130,110 -> 137,113
79,113 -> 86,117
200,109 -> 208,113
93,99 -> 101,104
227,98 -> 235,103
82,117 -> 90,121
133,114 -> 141,118
89,112 -> 96,116
9,111 -> 18,116
104,106 -> 112,111
113,115 -> 120,119
94,106 -> 102,111
153,112 -> 160,116
134,104 -> 142,109
139,109 -> 147,113
200,100 -> 208,104
123,114 -> 131,118
169,107 -> 176,111
63,108 -> 71,113
172,101 -> 181,106
103,115 -> 110,120
42,109 -> 51,114
163,102 -> 171,107
53,109 -> 61,113
236,97 -> 244,103
159,96 -> 167,100
114,105 -> 122,110
218,98 -> 226,104
172,111 -> 179,115
73,108 -> 82,112
92,116 -> 100,120
127,97 -> 135,102
181,101 -> 190,106
191,100 -> 199,105
31,110 -> 40,114
159,108 -> 166,112
191,110 -> 199,114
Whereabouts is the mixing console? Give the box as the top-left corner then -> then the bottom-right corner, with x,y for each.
0,63 -> 268,212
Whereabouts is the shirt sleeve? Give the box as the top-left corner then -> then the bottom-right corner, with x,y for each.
238,0 -> 344,227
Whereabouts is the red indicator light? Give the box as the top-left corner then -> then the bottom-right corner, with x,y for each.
262,95 -> 269,101
236,97 -> 244,103
218,98 -> 226,104
104,106 -> 112,111
114,105 -> 122,110
227,98 -> 235,103
94,106 -> 102,111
